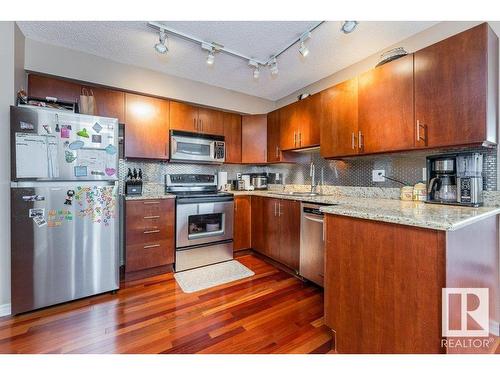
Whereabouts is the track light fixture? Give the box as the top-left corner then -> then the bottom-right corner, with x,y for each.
201,42 -> 216,65
298,32 -> 311,57
154,29 -> 168,54
248,60 -> 260,79
269,57 -> 278,76
341,21 -> 358,34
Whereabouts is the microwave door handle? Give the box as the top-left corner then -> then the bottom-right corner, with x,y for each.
171,138 -> 177,155
211,142 -> 216,159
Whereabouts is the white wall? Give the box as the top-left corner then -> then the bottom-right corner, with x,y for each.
0,22 -> 24,316
24,38 -> 275,115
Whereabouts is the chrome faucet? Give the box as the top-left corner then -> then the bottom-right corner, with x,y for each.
310,160 -> 316,193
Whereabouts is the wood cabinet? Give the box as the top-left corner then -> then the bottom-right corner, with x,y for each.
223,112 -> 242,163
82,85 -> 125,123
414,23 -> 498,148
251,196 -> 300,271
267,110 -> 281,163
169,101 -> 224,135
320,78 -> 359,158
125,199 -> 175,278
358,54 -> 415,153
124,93 -> 170,159
233,196 -> 251,251
279,93 -> 321,151
241,114 -> 267,164
28,74 -> 81,103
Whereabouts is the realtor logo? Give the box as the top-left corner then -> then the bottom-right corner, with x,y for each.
442,288 -> 489,337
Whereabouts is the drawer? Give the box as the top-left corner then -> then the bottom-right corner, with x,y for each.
126,226 -> 169,245
126,199 -> 172,221
126,240 -> 174,272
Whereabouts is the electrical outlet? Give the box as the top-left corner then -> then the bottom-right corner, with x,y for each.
372,169 -> 386,182
422,167 -> 427,181
236,173 -> 242,180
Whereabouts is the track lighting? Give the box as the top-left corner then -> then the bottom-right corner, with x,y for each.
248,60 -> 260,79
341,21 -> 358,34
154,29 -> 168,54
269,57 -> 278,76
206,50 -> 215,65
298,32 -> 311,57
202,42 -> 216,65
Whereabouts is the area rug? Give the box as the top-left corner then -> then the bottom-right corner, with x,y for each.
174,260 -> 255,293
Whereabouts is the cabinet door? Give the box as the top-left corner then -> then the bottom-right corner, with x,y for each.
267,110 -> 281,163
320,78 -> 359,158
241,114 -> 267,163
415,23 -> 495,148
297,94 -> 321,149
277,199 -> 300,271
358,54 -> 415,154
125,93 -> 170,159
234,196 -> 251,251
198,107 -> 224,135
169,101 -> 199,133
84,86 -> 125,123
264,198 -> 281,261
223,112 -> 242,163
279,102 -> 299,150
28,74 -> 81,103
250,196 -> 266,253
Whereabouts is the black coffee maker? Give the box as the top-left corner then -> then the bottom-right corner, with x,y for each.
427,156 -> 458,204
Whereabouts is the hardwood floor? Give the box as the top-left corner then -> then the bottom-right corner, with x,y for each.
0,255 -> 332,354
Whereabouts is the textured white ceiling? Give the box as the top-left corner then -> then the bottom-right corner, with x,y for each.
17,21 -> 437,101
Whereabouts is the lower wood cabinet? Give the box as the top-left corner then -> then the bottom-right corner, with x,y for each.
251,196 -> 300,271
233,196 -> 251,251
125,199 -> 175,278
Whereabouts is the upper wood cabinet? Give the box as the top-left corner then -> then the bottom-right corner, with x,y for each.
223,112 -> 242,163
267,110 -> 281,163
169,101 -> 224,136
358,54 -> 415,154
279,93 -> 321,151
234,196 -> 251,251
125,93 -> 170,160
320,78 -> 359,158
415,23 -> 498,148
28,74 -> 81,103
82,85 -> 125,123
241,114 -> 267,164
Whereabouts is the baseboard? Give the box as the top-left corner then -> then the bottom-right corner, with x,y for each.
0,303 -> 11,317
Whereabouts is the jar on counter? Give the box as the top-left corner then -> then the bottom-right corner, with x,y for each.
413,182 -> 427,201
400,186 -> 414,201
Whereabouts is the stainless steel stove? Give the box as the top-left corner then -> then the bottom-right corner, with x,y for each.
166,174 -> 234,272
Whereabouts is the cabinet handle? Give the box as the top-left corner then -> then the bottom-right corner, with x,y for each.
275,145 -> 279,158
298,132 -> 302,147
143,201 -> 160,205
351,132 -> 355,150
143,229 -> 160,234
200,119 -> 203,132
143,215 -> 160,219
274,201 -> 277,217
278,202 -> 282,216
143,244 -> 161,249
194,118 -> 197,131
416,120 -> 426,143
293,131 -> 297,147
358,131 -> 363,151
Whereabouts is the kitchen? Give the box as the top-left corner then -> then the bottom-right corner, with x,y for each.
0,7 -> 499,369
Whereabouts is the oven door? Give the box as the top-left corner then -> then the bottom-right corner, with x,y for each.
176,198 -> 234,248
171,135 -> 216,163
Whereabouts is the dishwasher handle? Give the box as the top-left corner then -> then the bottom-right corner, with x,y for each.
303,213 -> 325,241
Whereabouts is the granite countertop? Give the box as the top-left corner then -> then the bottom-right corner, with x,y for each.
231,190 -> 500,231
124,193 -> 176,201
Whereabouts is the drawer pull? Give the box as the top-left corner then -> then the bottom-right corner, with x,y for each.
143,201 -> 160,205
143,244 -> 161,249
143,229 -> 160,234
143,215 -> 160,219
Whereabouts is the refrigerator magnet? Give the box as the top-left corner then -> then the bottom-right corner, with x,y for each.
92,122 -> 102,133
68,140 -> 84,150
29,208 -> 45,218
64,190 -> 75,205
19,121 -> 34,130
74,166 -> 87,177
65,151 -> 77,163
33,215 -> 47,227
76,128 -> 89,138
104,144 -> 117,155
91,134 -> 102,143
105,167 -> 116,176
60,125 -> 71,138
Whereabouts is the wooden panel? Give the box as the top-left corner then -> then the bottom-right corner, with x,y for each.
124,93 -> 170,159
0,254 -> 332,354
241,114 -> 267,164
277,199 -> 300,271
233,196 -> 251,251
125,199 -> 175,273
415,23 -> 497,148
279,102 -> 298,150
27,74 -> 81,103
358,54 -> 415,153
324,215 -> 446,353
297,93 -> 321,149
169,101 -> 199,133
223,112 -> 242,163
198,107 -> 224,135
250,196 -> 266,254
82,85 -> 125,123
267,110 -> 281,163
320,78 -> 359,158
264,198 -> 281,261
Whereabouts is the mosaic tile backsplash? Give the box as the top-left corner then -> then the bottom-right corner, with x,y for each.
120,146 -> 497,192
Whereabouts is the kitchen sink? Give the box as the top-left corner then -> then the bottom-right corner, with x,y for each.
272,191 -> 324,197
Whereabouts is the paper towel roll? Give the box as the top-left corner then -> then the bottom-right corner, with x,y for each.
217,172 -> 228,191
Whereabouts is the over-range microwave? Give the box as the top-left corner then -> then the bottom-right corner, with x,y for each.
170,130 -> 226,164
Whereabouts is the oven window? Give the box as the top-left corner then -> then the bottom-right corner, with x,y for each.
188,213 -> 224,237
177,141 -> 211,156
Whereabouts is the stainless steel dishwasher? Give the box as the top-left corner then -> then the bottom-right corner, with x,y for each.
300,202 -> 325,286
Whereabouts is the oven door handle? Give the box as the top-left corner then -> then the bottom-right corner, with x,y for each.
188,229 -> 225,240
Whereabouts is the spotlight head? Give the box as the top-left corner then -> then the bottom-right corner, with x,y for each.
299,41 -> 309,57
154,29 -> 168,54
269,57 -> 278,76
248,60 -> 260,79
341,21 -> 358,34
206,51 -> 215,65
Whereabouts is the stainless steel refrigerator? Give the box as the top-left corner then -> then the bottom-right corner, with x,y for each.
10,105 -> 120,315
